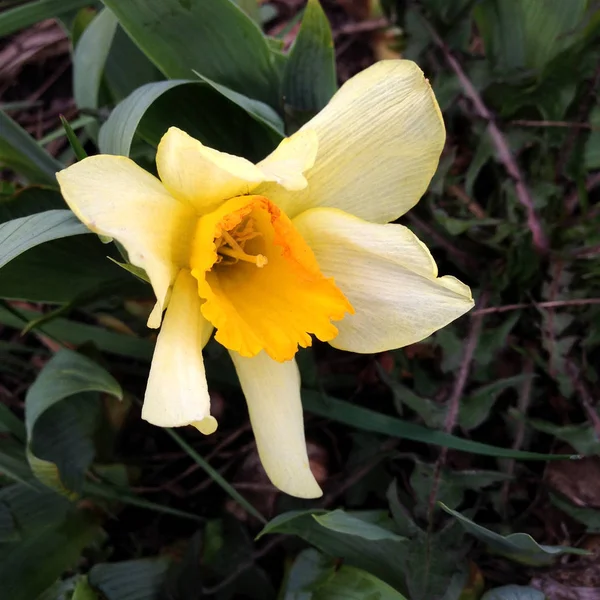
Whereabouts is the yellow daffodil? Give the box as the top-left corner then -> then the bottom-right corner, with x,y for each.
57,60 -> 473,499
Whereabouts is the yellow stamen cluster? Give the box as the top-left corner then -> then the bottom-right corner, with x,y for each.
215,218 -> 268,268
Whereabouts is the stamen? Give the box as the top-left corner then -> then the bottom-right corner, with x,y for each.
219,246 -> 268,267
218,230 -> 267,268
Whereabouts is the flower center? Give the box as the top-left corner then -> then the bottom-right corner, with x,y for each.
215,217 -> 268,268
189,195 -> 353,362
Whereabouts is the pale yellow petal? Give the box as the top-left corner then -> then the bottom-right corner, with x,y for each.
57,155 -> 196,327
294,208 -> 473,352
256,60 -> 445,223
156,127 -> 266,213
257,128 -> 318,191
230,351 -> 322,499
142,270 -> 216,430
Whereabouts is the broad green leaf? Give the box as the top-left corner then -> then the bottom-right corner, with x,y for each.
192,73 -> 285,136
316,565 -> 409,600
0,506 -> 105,600
474,0 -> 589,74
283,549 -> 409,600
302,391 -> 576,461
73,7 -> 118,111
282,0 -> 336,131
88,558 -> 172,600
0,0 -> 93,37
259,509 -> 409,592
0,482 -> 72,535
25,349 -> 122,495
0,111 -> 62,185
103,26 -> 162,102
0,210 -> 88,269
98,80 -> 281,162
0,439 -> 34,485
440,503 -> 588,565
0,187 -> 147,304
101,0 -> 280,107
481,586 -> 544,600
313,509 -> 406,542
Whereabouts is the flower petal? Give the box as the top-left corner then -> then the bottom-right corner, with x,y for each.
142,270 -> 216,433
256,60 -> 445,223
294,208 -> 474,352
257,128 -> 318,191
156,127 -> 266,213
230,351 -> 322,498
57,155 -> 196,327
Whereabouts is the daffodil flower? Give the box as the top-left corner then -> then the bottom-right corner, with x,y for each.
57,60 -> 473,499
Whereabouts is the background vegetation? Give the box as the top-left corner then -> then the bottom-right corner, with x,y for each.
1,0 -> 600,598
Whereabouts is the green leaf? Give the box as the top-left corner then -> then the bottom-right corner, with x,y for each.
0,305 -> 154,361
313,509 -> 406,542
258,509 -> 409,592
0,111 -> 62,185
302,391 -> 576,461
0,506 -> 105,600
88,558 -> 172,600
101,0 -> 280,107
0,210 -> 88,269
481,586 -> 545,600
72,577 -> 100,600
0,0 -> 94,37
282,0 -> 336,130
73,7 -> 118,111
459,374 -> 535,431
316,565 -> 409,600
550,493 -> 600,533
98,80 -> 281,162
474,0 -> 589,74
25,349 -> 122,495
0,438 -> 35,485
439,503 -> 588,565
519,414 -> 600,455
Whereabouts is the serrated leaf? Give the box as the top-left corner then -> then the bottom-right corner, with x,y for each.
0,210 -> 88,269
101,0 -> 279,107
440,503 -> 588,565
25,349 -> 122,495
